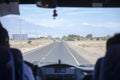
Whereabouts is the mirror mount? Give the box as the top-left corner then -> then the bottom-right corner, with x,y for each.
53,9 -> 58,19
36,0 -> 57,8
36,0 -> 58,19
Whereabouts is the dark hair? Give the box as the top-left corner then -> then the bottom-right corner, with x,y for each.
0,22 -> 10,47
106,33 -> 120,49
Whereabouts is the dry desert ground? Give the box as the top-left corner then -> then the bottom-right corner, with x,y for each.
66,40 -> 106,64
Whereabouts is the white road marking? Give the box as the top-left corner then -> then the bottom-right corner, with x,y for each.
23,43 -> 53,56
39,43 -> 57,63
45,54 -> 48,57
64,43 -> 80,65
42,57 -> 45,59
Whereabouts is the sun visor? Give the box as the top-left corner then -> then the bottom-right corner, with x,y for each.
0,1 -> 19,17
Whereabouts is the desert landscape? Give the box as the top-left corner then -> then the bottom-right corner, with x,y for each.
10,39 -> 53,53
66,40 -> 106,64
10,39 -> 107,64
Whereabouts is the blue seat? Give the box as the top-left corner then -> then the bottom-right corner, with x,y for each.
100,44 -> 120,80
0,47 -> 15,80
11,48 -> 24,80
83,74 -> 92,80
93,58 -> 103,80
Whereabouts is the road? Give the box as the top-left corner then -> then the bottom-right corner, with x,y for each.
24,41 -> 90,66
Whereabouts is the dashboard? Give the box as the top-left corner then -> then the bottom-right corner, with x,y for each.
37,64 -> 90,80
25,61 -> 94,80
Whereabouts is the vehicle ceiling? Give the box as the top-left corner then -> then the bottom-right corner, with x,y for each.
0,0 -> 120,7
19,0 -> 120,7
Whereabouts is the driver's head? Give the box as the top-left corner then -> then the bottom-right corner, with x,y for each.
106,33 -> 120,49
0,22 -> 10,47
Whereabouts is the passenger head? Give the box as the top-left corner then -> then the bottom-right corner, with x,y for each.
100,33 -> 120,80
0,22 -> 10,47
106,33 -> 120,49
101,43 -> 120,80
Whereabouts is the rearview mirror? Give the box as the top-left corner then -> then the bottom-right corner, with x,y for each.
36,0 -> 57,8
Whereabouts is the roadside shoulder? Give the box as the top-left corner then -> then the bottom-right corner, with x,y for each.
65,41 -> 105,64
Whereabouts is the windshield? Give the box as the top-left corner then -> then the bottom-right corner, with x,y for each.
1,5 -> 120,66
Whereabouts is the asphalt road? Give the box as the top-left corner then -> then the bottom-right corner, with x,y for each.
24,41 -> 90,66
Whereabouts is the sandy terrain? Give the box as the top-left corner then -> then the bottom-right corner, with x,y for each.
10,39 -> 53,53
66,40 -> 107,64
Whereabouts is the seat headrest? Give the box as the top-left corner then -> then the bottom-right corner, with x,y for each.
101,44 -> 120,80
0,46 -> 15,80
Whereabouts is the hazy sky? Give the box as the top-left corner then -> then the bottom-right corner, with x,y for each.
1,4 -> 120,37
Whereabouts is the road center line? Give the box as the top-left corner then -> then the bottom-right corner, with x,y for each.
39,43 -> 57,63
64,43 -> 80,65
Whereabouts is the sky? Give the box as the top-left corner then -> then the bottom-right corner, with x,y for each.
1,4 -> 120,38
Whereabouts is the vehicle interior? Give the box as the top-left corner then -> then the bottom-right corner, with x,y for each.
0,0 -> 120,80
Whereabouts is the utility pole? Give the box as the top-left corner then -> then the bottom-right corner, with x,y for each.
19,19 -> 22,45
19,19 -> 22,35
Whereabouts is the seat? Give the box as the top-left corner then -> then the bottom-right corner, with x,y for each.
93,58 -> 103,80
25,61 -> 39,80
11,48 -> 35,80
83,74 -> 92,80
100,44 -> 120,80
0,46 -> 15,80
11,48 -> 24,80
